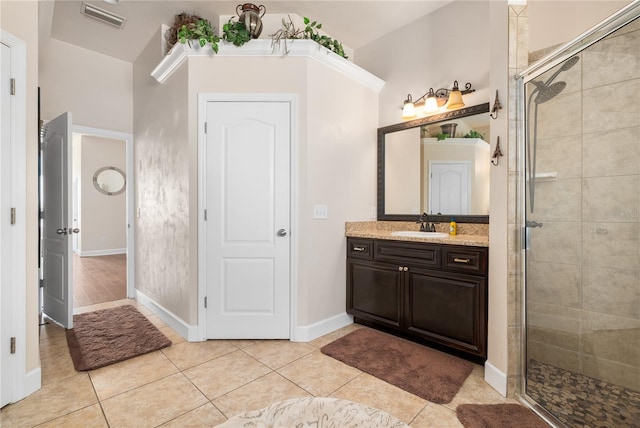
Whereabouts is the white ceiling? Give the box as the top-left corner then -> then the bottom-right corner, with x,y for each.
41,0 -> 452,63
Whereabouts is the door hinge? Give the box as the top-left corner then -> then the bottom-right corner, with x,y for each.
204,296 -> 207,308
10,208 -> 16,225
10,78 -> 15,95
40,210 -> 45,220
204,209 -> 207,221
40,279 -> 45,288
10,337 -> 16,354
204,122 -> 207,134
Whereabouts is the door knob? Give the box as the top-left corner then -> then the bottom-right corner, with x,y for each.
277,229 -> 287,237
56,228 -> 68,235
71,228 -> 80,234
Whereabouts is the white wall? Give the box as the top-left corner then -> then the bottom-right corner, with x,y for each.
39,38 -> 133,133
78,135 -> 127,254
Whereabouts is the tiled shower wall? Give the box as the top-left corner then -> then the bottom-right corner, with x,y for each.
522,17 -> 640,391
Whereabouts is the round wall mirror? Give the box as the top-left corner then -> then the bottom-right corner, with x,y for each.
93,166 -> 126,196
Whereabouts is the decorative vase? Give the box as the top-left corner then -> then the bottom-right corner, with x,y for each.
440,123 -> 457,138
236,3 -> 266,39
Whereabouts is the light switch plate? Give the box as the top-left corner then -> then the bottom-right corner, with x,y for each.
313,204 -> 328,219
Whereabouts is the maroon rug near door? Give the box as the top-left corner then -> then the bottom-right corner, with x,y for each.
66,305 -> 171,371
456,404 -> 550,428
320,328 -> 474,404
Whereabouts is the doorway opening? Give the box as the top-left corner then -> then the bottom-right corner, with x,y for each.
71,131 -> 128,307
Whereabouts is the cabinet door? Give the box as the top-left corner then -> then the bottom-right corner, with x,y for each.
405,269 -> 486,356
347,259 -> 403,330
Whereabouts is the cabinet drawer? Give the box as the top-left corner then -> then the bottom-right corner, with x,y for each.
374,240 -> 440,269
442,246 -> 488,275
347,238 -> 373,260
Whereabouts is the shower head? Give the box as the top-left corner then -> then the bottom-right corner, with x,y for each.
534,81 -> 567,104
545,56 -> 580,85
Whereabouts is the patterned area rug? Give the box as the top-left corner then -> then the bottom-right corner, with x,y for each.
321,328 -> 474,404
66,305 -> 171,371
456,403 -> 549,428
527,359 -> 640,428
217,397 -> 410,428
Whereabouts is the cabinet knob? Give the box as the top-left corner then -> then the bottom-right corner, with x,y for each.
403,267 -> 409,272
398,266 -> 403,271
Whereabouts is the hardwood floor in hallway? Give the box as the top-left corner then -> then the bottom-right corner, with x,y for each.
72,254 -> 126,307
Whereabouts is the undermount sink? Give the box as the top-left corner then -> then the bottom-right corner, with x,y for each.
391,231 -> 449,239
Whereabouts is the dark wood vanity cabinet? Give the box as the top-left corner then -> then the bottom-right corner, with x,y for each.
347,238 -> 488,358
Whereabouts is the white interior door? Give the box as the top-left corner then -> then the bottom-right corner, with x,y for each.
205,99 -> 291,339
429,161 -> 471,215
0,41 -> 12,409
42,112 -> 74,328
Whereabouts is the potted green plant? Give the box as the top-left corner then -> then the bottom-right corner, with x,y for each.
165,13 -> 220,53
222,18 -> 251,47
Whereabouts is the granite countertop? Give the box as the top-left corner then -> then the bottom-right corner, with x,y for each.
345,221 -> 489,247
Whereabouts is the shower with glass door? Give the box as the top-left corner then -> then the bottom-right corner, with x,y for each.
518,4 -> 640,427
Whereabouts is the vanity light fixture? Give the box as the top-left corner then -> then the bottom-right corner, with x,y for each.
401,81 -> 475,119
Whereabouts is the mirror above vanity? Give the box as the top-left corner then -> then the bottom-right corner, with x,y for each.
378,103 -> 490,223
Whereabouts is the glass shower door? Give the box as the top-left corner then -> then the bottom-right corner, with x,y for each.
522,15 -> 640,428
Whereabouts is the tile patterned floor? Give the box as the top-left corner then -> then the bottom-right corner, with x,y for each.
72,254 -> 126,308
0,299 -> 517,427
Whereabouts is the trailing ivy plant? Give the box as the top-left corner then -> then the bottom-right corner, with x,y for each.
270,15 -> 348,59
302,17 -> 347,59
177,19 -> 220,53
464,130 -> 484,139
222,18 -> 251,47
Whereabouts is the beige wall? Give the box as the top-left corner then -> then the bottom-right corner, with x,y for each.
528,0 -> 631,52
133,28 -> 191,322
131,45 -> 379,329
355,1 -> 491,128
78,135 -> 126,254
1,0 -> 40,376
385,128 -> 421,214
39,38 -> 133,133
186,55 -> 379,328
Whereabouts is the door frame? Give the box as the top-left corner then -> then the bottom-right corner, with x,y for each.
0,29 -> 30,405
196,93 -> 298,341
72,125 -> 135,298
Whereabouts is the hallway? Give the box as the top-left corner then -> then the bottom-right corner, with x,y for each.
72,254 -> 126,307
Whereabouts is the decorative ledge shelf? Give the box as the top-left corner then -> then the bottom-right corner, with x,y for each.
151,39 -> 385,93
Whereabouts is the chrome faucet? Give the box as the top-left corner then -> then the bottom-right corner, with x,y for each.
417,212 -> 436,232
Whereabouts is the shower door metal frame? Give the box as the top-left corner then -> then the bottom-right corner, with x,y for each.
515,2 -> 640,426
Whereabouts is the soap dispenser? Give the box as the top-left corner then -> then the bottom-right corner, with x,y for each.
449,217 -> 457,236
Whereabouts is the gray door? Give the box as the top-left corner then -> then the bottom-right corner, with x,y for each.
42,112 -> 74,328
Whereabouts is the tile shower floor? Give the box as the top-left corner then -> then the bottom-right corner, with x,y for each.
1,299 -> 517,427
527,360 -> 640,428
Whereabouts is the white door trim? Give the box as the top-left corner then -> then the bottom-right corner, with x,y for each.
72,125 -> 135,298
1,29 -> 32,404
196,93 -> 298,341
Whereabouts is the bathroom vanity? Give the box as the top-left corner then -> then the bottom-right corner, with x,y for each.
345,226 -> 488,359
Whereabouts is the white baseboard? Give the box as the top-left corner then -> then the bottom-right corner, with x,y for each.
484,360 -> 508,397
14,367 -> 41,402
78,248 -> 126,257
291,312 -> 354,342
135,290 -> 202,342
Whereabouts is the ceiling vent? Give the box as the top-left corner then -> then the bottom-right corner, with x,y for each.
80,2 -> 126,28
